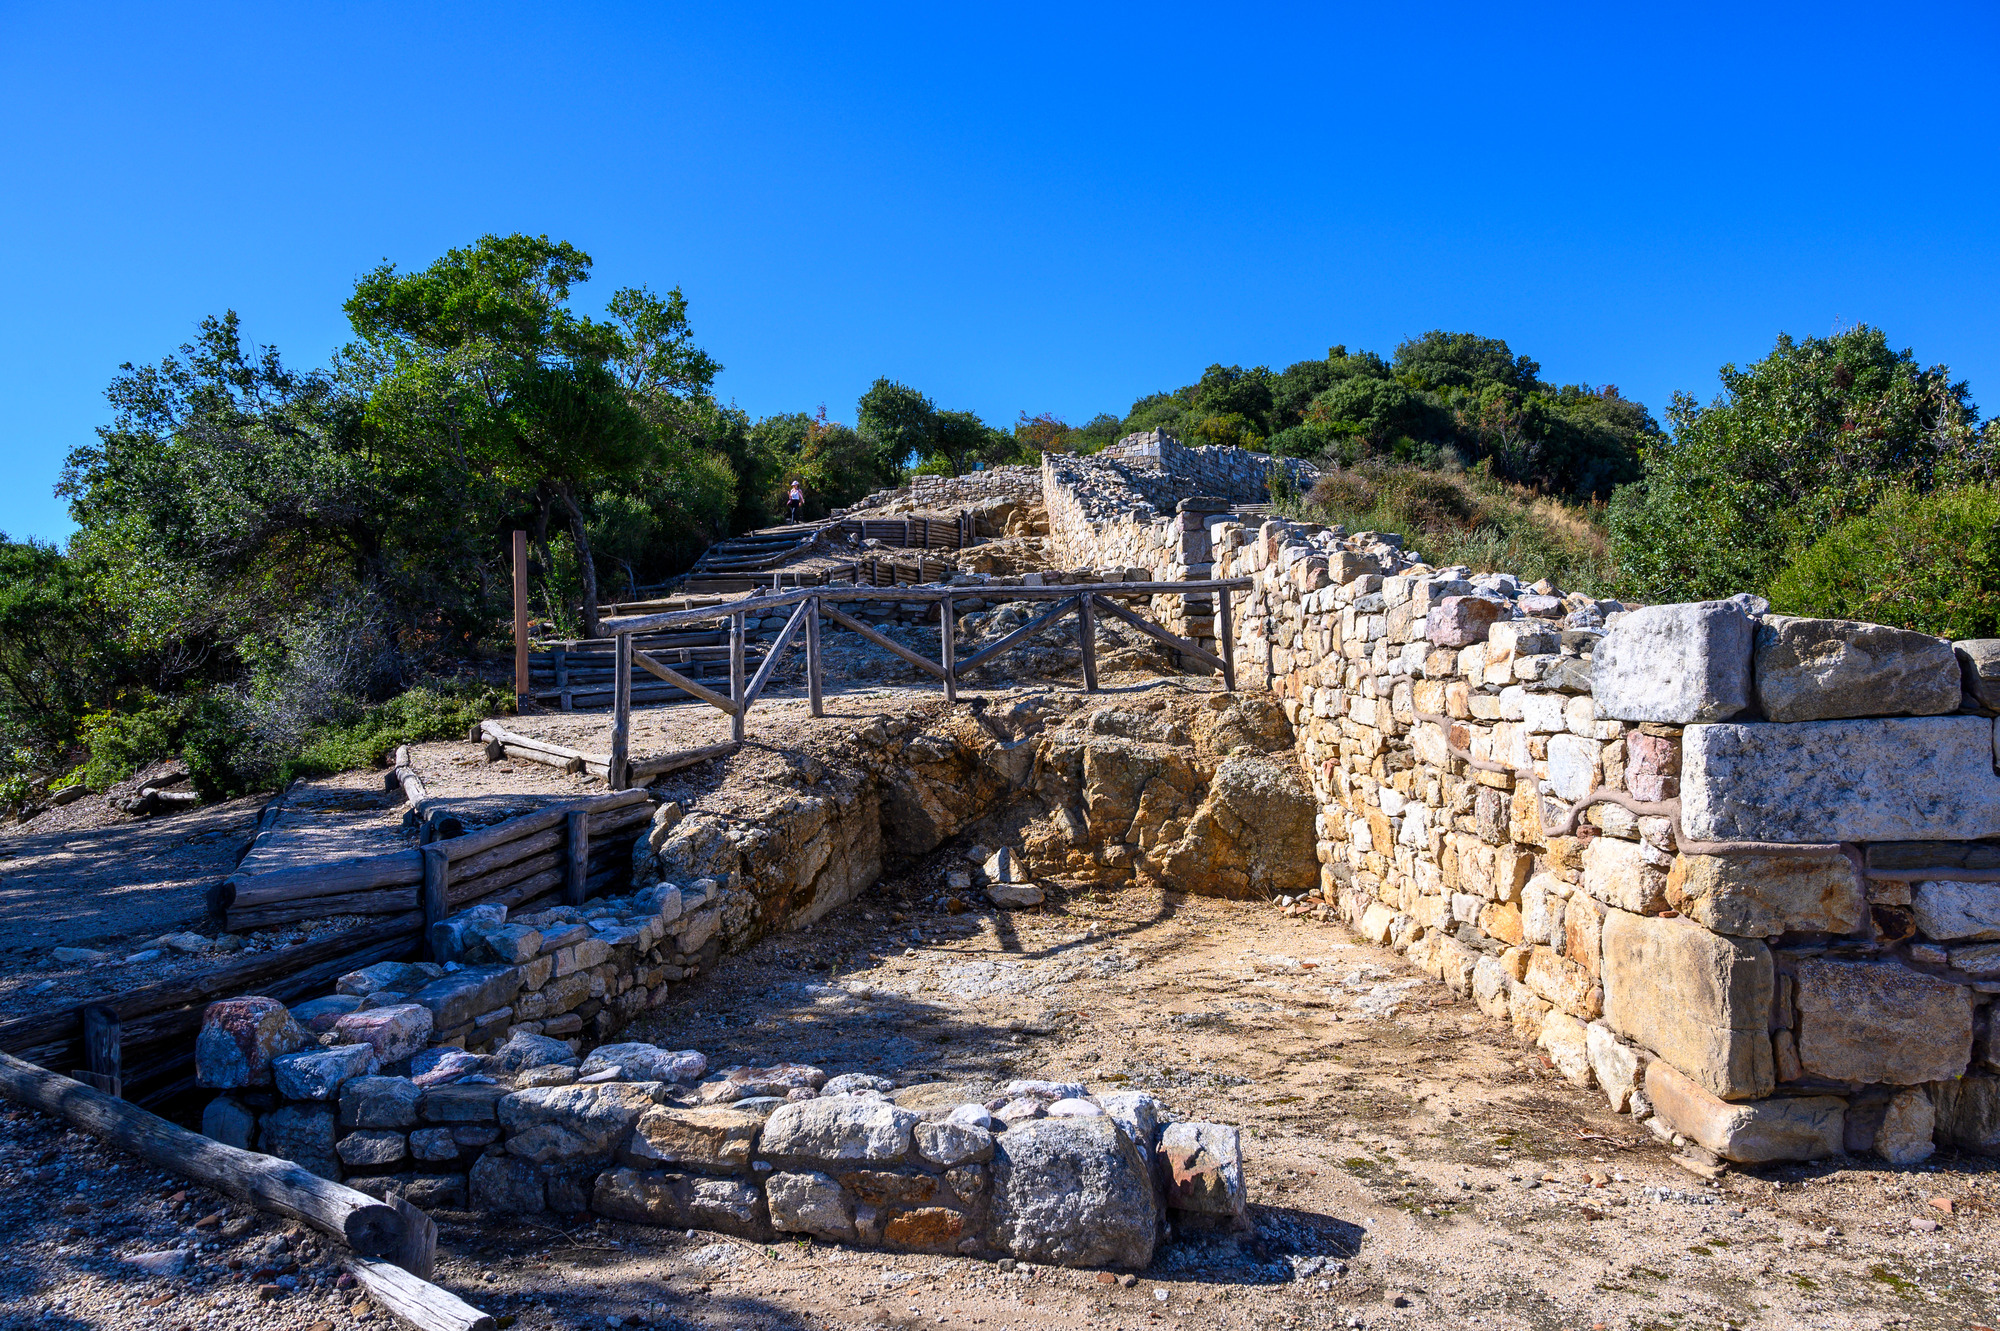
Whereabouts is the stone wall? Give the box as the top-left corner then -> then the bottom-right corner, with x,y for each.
839,465 -> 1045,516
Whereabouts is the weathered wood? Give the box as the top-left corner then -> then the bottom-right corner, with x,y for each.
626,741 -> 739,781
227,848 -> 560,930
555,644 -> 571,712
952,596 -> 1079,677
564,810 -> 589,907
1088,593 -> 1228,672
610,631 -> 632,791
391,1196 -> 439,1282
0,1051 -> 407,1256
729,613 -> 747,742
940,594 -> 957,703
630,648 -> 741,714
420,846 -> 449,957
447,826 -> 563,887
345,1257 -> 496,1331
821,602 -> 948,678
80,1005 -> 120,1098
806,597 -> 824,717
226,852 -> 423,911
1077,594 -> 1099,692
438,788 -> 650,863
1216,585 -> 1236,692
742,598 -> 811,713
500,743 -> 584,775
512,530 -> 530,709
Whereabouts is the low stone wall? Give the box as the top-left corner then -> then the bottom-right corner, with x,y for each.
840,466 -> 1046,515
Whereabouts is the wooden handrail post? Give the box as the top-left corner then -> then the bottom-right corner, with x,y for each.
511,530 -> 529,710
1217,585 -> 1237,692
729,612 -> 746,742
806,597 -> 824,717
940,594 -> 957,703
554,643 -> 571,712
564,809 -> 590,906
1077,594 -> 1099,692
610,632 -> 632,791
420,846 -> 449,958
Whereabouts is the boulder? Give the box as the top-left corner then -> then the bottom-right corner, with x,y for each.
624,1106 -> 761,1171
1601,912 -> 1774,1100
1934,1074 -> 2000,1155
420,1083 -> 508,1124
1537,1012 -> 1595,1089
491,1031 -> 577,1073
410,1048 -> 485,1088
578,1044 -> 706,1083
1159,1122 -> 1245,1217
1956,639 -> 2000,709
1875,1087 -> 1936,1165
336,961 -> 441,997
271,1043 -> 377,1101
915,1119 -> 995,1168
408,966 -> 523,1031
498,1083 -> 664,1157
766,1169 -> 855,1241
290,994 -> 363,1033
1911,879 -> 2000,941
1792,958 -> 1973,1085
1098,1092 -> 1163,1173
821,1073 -> 896,1096
760,1096 -> 919,1164
592,1167 -> 771,1239
331,1005 -> 434,1067
1664,851 -> 1866,938
987,1117 -> 1158,1268
1681,716 -> 2000,843
982,847 -> 1029,884
201,1094 -> 256,1150
1425,596 -> 1506,649
196,997 -> 308,1089
1593,601 -> 1755,724
1644,1061 -> 1844,1163
696,1063 -> 828,1103
1753,617 -> 1961,723
340,1076 -> 423,1130
257,1103 -> 340,1179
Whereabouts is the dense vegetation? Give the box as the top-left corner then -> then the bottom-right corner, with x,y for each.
4,235 -> 1995,814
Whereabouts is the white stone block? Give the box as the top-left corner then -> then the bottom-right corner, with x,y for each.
1593,600 -> 1755,724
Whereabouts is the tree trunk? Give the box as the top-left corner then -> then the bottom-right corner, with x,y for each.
561,485 -> 602,640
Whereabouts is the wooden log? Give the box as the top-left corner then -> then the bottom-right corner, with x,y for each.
79,1005 -> 120,1098
610,632 -> 632,791
565,810 -> 590,907
555,644 -> 571,713
729,613 -> 747,742
630,650 -> 740,714
447,826 -> 563,887
940,594 -> 957,703
742,598 -> 811,714
500,742 -> 582,775
1077,593 -> 1098,692
587,801 -> 653,839
225,851 -> 422,913
344,1256 -> 495,1331
1088,593 -> 1228,672
821,602 -> 947,678
806,597 -> 824,718
626,741 -> 739,781
479,722 -> 595,765
0,1051 -> 406,1256
952,596 -> 1079,677
420,847 -> 449,958
1216,584 -> 1236,692
439,788 -> 650,863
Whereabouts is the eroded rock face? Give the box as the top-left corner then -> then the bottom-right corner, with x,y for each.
986,1117 -> 1157,1269
1664,852 -> 1866,938
1792,958 -> 1973,1085
1753,617 -> 1961,723
1593,601 -> 1755,725
1601,912 -> 1774,1101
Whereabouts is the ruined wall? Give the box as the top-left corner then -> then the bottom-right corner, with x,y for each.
1051,441 -> 2000,1165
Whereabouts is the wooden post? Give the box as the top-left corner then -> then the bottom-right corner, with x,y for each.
420,846 -> 449,956
610,632 -> 632,791
729,612 -> 746,742
1217,586 -> 1237,692
1078,594 -> 1099,692
80,1005 -> 121,1099
940,595 -> 957,702
904,517 -> 913,548
511,530 -> 529,710
806,597 -> 824,717
554,644 -> 570,713
564,809 -> 590,906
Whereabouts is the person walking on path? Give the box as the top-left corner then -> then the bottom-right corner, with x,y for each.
786,479 -> 806,523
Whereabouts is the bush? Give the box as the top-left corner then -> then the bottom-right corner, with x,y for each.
279,683 -> 512,786
1766,486 -> 2000,638
75,701 -> 185,791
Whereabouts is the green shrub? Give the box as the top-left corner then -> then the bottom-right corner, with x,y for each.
75,701 -> 185,791
1767,486 -> 2000,638
279,683 -> 511,786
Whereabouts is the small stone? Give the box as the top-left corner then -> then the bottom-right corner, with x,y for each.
1876,1088 -> 1937,1165
915,1119 -> 995,1167
821,1073 -> 896,1096
272,1043 -> 377,1101
336,1129 -> 408,1167
987,884 -> 1045,909
331,1005 -> 435,1067
127,1249 -> 188,1277
1159,1122 -> 1245,1217
1044,1098 -> 1104,1117
410,1048 -> 485,1088
1425,595 -> 1507,648
339,1076 -> 424,1130
409,1127 -> 462,1163
983,847 -> 1029,884
289,994 -> 363,1033
765,1170 -> 856,1241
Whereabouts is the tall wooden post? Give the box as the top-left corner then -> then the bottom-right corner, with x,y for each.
610,632 -> 632,791
729,612 -> 746,742
1077,595 -> 1099,693
940,595 -> 957,703
420,845 -> 450,958
564,809 -> 591,906
511,530 -> 530,710
1217,586 -> 1237,692
806,597 -> 824,718
80,1006 -> 121,1099
554,644 -> 571,713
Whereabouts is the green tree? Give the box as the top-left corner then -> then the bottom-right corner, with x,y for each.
1767,486 -> 2000,637
1610,326 -> 1995,602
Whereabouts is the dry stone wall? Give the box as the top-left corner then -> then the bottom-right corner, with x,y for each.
1054,440 -> 2000,1166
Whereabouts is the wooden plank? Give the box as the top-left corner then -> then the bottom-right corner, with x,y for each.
742,598 -> 811,713
80,1006 -> 120,1099
555,644 -> 571,713
0,1052 -> 407,1256
952,596 -> 1078,677
630,650 -> 740,714
729,613 -> 747,743
1088,593 -> 1228,672
1078,593 -> 1099,692
565,810 -> 589,907
439,789 -> 651,863
940,594 -> 957,703
345,1256 -> 495,1331
420,846 -> 449,957
806,597 -> 823,717
391,1196 -> 438,1282
821,602 -> 948,678
225,851 -> 423,911
512,530 -> 529,709
1217,584 -> 1237,692
610,632 -> 632,791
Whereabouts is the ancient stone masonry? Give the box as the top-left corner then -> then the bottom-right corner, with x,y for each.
838,465 -> 1046,517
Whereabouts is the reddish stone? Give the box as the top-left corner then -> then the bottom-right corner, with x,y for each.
1425,596 -> 1507,648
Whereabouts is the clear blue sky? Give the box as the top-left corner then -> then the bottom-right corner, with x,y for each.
3,1 -> 1997,543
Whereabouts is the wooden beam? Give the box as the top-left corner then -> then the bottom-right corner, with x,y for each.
0,1051 -> 407,1256
420,846 -> 449,958
729,613 -> 747,742
952,596 -> 1078,677
940,594 -> 957,703
742,598 -> 812,713
344,1257 -> 495,1331
1088,593 -> 1228,672
1216,584 -> 1237,692
821,602 -> 948,678
512,531 -> 529,710
626,741 -> 739,780
610,632 -> 632,791
805,596 -> 824,718
1077,593 -> 1098,692
629,651 -> 740,714
80,1006 -> 120,1099
564,810 -> 589,907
